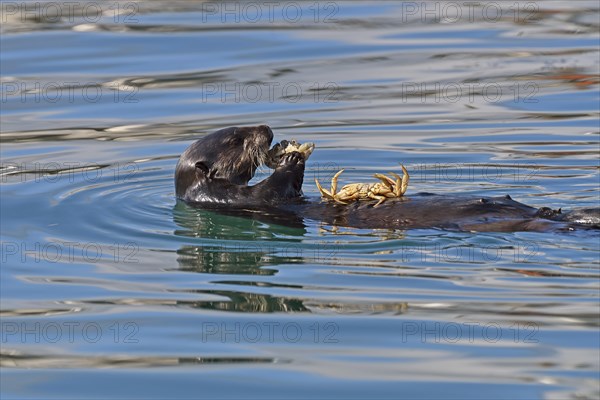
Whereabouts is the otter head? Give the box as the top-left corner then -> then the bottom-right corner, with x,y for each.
175,125 -> 273,199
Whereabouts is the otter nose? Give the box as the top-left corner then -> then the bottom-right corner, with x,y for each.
257,125 -> 274,143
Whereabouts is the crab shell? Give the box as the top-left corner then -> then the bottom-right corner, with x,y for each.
335,182 -> 396,201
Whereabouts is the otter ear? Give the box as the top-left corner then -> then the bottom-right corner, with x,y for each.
195,162 -> 209,178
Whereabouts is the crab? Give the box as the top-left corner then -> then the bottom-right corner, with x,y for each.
315,165 -> 410,207
265,139 -> 315,168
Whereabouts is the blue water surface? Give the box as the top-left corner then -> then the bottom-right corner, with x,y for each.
1,1 -> 599,399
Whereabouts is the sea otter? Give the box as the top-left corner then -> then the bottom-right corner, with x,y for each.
175,126 -> 600,232
175,126 -> 305,205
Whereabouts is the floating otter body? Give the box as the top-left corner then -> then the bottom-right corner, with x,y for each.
175,126 -> 599,233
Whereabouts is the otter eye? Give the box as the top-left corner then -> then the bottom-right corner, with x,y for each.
195,162 -> 209,175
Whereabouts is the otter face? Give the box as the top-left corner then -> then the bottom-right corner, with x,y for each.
175,125 -> 274,198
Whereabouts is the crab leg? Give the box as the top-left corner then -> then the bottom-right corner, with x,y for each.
369,193 -> 388,207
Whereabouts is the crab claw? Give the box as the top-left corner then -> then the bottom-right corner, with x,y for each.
373,173 -> 396,190
387,165 -> 409,196
399,164 -> 409,195
315,178 -> 334,199
330,169 -> 345,194
316,169 -> 349,204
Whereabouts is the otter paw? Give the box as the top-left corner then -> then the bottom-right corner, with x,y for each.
279,151 -> 305,167
266,140 -> 314,169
